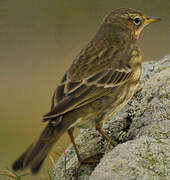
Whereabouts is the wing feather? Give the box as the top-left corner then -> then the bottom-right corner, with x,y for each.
43,67 -> 132,121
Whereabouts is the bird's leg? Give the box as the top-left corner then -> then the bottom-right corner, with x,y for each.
67,128 -> 99,176
96,126 -> 117,147
67,128 -> 82,163
67,128 -> 99,164
105,138 -> 112,153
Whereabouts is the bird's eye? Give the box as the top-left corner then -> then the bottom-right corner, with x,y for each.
133,17 -> 141,25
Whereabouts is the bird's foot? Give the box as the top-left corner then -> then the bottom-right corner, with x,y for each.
75,153 -> 102,177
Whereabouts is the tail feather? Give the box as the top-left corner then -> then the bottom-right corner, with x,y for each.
30,156 -> 46,174
23,141 -> 48,168
12,121 -> 67,174
12,144 -> 33,171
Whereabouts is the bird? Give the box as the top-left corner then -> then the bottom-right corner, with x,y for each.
12,8 -> 161,174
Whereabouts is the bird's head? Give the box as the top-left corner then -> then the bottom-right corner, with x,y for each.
100,8 -> 161,41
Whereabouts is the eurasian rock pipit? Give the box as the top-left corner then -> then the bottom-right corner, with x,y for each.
12,8 -> 161,174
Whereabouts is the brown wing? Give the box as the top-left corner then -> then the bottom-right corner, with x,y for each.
42,67 -> 132,121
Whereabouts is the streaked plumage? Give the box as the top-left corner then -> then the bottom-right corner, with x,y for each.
12,8 -> 161,174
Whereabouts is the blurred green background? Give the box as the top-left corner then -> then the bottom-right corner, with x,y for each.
0,0 -> 169,179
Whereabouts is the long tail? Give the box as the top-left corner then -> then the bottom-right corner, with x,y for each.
12,120 -> 67,174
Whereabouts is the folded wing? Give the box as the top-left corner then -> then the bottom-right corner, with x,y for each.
43,67 -> 132,121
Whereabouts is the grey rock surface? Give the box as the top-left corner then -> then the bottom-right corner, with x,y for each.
53,55 -> 170,180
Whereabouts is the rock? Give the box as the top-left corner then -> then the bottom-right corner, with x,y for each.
53,55 -> 170,180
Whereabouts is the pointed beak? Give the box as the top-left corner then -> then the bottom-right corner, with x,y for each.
146,16 -> 161,24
